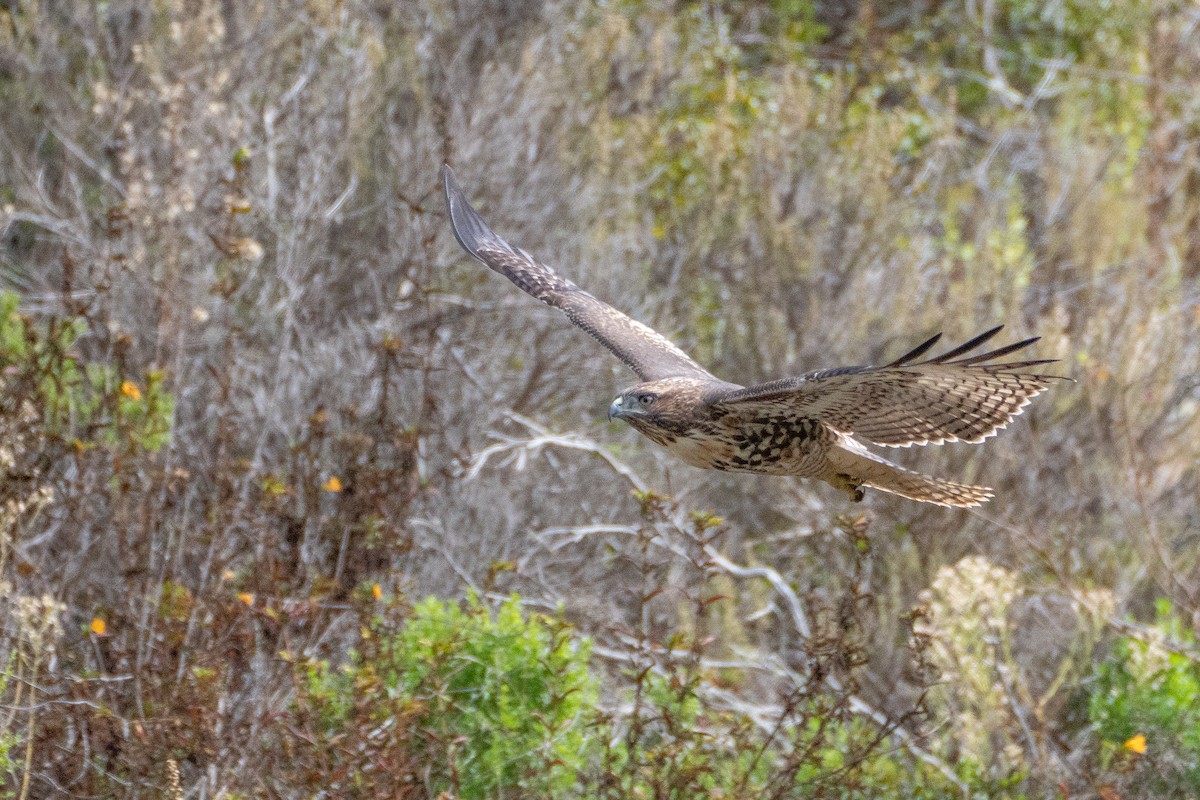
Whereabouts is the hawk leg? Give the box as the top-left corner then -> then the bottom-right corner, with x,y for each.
826,445 -> 993,507
831,473 -> 866,502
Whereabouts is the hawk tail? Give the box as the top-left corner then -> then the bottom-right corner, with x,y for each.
827,444 -> 993,508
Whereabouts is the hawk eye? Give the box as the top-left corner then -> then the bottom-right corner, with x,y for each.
637,393 -> 654,406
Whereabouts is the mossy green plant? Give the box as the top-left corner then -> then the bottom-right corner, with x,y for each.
301,592 -> 596,798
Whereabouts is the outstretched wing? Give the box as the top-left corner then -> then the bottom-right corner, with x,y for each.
442,166 -> 715,383
710,327 -> 1061,447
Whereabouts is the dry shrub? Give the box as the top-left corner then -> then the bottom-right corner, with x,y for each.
1,1 -> 1198,796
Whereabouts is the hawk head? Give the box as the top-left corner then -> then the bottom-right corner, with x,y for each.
608,377 -> 709,442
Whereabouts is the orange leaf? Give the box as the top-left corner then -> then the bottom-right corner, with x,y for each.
120,380 -> 142,400
372,583 -> 383,600
322,476 -> 343,493
90,617 -> 107,636
1124,734 -> 1146,754
237,592 -> 255,607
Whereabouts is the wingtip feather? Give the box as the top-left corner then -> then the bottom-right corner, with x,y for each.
886,332 -> 943,367
929,325 -> 1005,363
442,165 -> 500,259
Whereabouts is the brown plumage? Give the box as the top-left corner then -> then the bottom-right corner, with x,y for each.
443,166 -> 1061,507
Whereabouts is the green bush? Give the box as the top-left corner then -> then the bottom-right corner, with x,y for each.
587,671 -> 1024,800
0,290 -> 173,453
295,589 -> 1009,799
592,668 -> 775,798
300,592 -> 596,799
1089,600 -> 1200,795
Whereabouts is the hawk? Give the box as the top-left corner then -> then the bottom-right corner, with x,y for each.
442,166 -> 1059,507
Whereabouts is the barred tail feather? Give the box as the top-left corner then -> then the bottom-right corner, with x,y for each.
827,442 -> 993,508
862,465 -> 993,507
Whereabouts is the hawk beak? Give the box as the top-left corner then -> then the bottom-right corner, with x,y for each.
608,397 -> 624,421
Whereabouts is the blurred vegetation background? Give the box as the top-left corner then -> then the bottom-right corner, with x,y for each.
1,0 -> 1198,797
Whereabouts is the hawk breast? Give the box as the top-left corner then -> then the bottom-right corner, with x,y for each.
657,414 -> 828,474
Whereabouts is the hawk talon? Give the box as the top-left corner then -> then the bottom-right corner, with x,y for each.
833,474 -> 865,502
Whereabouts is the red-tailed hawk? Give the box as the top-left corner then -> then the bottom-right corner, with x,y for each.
442,166 -> 1059,507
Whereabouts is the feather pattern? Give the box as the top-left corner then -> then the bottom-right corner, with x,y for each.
709,328 -> 1059,447
443,166 -> 716,383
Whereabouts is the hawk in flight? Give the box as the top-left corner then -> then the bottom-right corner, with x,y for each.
442,166 -> 1058,507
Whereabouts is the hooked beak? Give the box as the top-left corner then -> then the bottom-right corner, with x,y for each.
608,396 -> 624,421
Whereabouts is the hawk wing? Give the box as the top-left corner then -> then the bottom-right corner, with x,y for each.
442,166 -> 716,383
709,327 -> 1060,447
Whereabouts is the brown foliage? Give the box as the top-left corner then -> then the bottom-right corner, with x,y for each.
1,1 -> 1199,797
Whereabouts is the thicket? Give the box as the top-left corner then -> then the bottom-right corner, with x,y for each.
2,0 -> 1198,798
